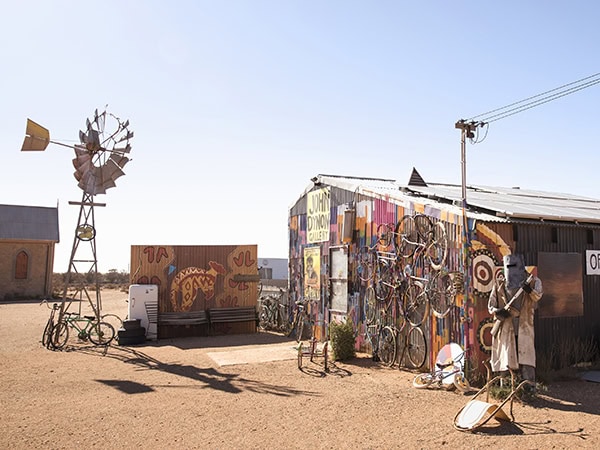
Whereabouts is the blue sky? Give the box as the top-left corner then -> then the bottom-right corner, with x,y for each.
1,1 -> 599,273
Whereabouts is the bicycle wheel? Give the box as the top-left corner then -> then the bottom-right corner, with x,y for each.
404,281 -> 428,327
289,315 -> 305,342
51,321 -> 69,350
412,373 -> 435,389
88,322 -> 116,345
374,258 -> 394,302
258,307 -> 270,331
279,309 -> 292,334
376,223 -> 393,248
358,246 -> 376,283
101,313 -> 124,334
453,373 -> 471,392
364,286 -> 377,325
42,317 -> 53,348
377,326 -> 397,367
406,326 -> 427,369
428,272 -> 456,318
395,215 -> 418,258
427,221 -> 448,270
414,214 -> 433,244
285,312 -> 297,337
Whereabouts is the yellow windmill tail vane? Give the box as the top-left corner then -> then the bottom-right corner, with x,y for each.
21,119 -> 51,151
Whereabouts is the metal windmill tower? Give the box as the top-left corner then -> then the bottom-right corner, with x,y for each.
21,108 -> 133,323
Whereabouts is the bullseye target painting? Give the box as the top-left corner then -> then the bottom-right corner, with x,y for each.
471,249 -> 501,298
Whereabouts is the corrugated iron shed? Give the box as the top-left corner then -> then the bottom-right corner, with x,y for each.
0,204 -> 60,242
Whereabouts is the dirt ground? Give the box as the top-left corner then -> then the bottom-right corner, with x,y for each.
1,289 -> 598,449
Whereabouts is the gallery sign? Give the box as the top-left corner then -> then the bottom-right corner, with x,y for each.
307,187 -> 330,243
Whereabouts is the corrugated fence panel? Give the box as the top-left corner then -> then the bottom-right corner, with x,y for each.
130,244 -> 258,338
501,223 -> 599,359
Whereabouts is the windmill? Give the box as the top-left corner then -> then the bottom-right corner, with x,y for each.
22,108 -> 133,339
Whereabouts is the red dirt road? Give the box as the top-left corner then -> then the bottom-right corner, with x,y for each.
1,289 -> 598,449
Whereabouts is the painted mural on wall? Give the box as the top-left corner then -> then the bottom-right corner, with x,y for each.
290,189 -> 542,375
169,262 -> 227,311
130,245 -> 258,312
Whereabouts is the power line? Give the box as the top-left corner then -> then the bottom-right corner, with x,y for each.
481,77 -> 600,123
467,71 -> 600,122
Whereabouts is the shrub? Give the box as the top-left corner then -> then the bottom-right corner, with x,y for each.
329,319 -> 356,361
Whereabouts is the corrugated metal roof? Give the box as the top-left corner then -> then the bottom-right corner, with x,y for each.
404,183 -> 600,224
306,174 -> 600,225
0,204 -> 60,241
307,174 -> 507,223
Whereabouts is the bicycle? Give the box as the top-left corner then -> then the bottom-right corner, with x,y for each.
41,300 -> 61,349
412,342 -> 470,391
286,298 -> 313,342
52,312 -> 116,348
357,244 -> 378,284
297,320 -> 329,372
394,214 -> 448,270
401,265 -> 459,326
258,289 -> 291,334
361,250 -> 427,369
376,287 -> 428,370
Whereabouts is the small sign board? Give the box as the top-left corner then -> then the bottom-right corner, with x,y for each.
585,250 -> 600,275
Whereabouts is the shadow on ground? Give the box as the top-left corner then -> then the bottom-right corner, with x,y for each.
79,344 -> 319,398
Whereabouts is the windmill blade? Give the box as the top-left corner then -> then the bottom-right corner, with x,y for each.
117,131 -> 134,143
109,152 -> 130,168
112,144 -> 132,154
78,166 -> 107,195
72,145 -> 92,178
21,119 -> 50,151
100,166 -> 121,190
96,110 -> 106,133
79,128 -> 101,151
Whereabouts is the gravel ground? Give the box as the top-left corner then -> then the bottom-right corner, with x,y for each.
1,289 -> 598,449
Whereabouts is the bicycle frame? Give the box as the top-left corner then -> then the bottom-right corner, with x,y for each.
63,313 -> 97,340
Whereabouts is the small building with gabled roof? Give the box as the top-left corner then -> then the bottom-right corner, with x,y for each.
288,170 -> 600,374
0,204 -> 59,300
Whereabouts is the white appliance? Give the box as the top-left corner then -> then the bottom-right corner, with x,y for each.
128,284 -> 158,340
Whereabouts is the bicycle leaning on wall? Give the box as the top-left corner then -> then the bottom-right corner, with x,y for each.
258,289 -> 291,334
287,298 -> 316,342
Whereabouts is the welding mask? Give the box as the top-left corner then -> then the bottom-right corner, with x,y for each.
503,254 -> 526,292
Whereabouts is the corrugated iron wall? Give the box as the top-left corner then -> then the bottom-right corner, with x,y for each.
130,244 -> 258,338
513,222 -> 600,356
289,186 -> 469,370
475,221 -> 600,364
290,183 -> 600,375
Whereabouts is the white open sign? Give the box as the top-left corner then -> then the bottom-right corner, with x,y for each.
586,250 -> 600,275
